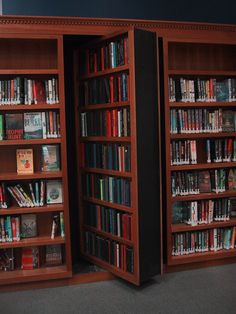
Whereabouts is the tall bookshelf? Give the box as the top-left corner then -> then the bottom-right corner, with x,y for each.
74,29 -> 161,285
163,38 -> 236,267
0,35 -> 72,285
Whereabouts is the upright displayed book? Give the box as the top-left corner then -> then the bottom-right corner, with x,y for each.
74,29 -> 161,285
0,34 -> 71,286
163,37 -> 236,269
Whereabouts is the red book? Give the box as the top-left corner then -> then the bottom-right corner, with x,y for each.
109,76 -> 114,104
112,109 -> 118,137
10,79 -> 14,103
34,80 -> 46,104
11,217 -> 17,241
0,184 -> 3,205
101,47 -> 105,71
228,138 -> 233,159
106,110 -> 112,137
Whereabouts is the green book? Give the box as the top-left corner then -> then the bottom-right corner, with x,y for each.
41,145 -> 60,172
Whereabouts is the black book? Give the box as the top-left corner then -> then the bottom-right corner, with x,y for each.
5,113 -> 24,140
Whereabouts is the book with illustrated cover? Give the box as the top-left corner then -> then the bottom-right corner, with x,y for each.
16,149 -> 34,174
5,113 -> 24,140
45,244 -> 62,266
24,112 -> 43,139
227,169 -> 236,190
21,214 -> 37,238
199,171 -> 211,193
0,249 -> 14,271
21,247 -> 39,270
222,110 -> 235,132
171,202 -> 185,224
216,80 -> 229,102
46,180 -> 63,204
41,145 -> 60,172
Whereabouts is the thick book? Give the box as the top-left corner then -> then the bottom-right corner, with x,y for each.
46,180 -> 63,204
222,110 -> 235,132
16,149 -> 34,174
5,113 -> 24,140
41,145 -> 60,172
216,80 -> 229,102
21,214 -> 37,238
45,244 -> 62,266
24,112 -> 43,139
199,171 -> 211,193
21,247 -> 39,270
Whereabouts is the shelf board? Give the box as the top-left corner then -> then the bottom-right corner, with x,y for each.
0,171 -> 62,181
81,252 -> 137,285
169,101 -> 236,108
80,137 -> 131,143
0,204 -> 64,215
79,101 -> 130,111
0,69 -> 59,75
0,104 -> 61,111
81,167 -> 132,178
83,197 -> 133,214
171,190 -> 236,202
170,132 -> 236,140
0,138 -> 61,146
84,225 -> 133,246
171,218 -> 236,232
0,236 -> 65,249
169,248 -> 236,265
168,70 -> 236,76
80,65 -> 129,80
0,265 -> 70,285
170,161 -> 236,171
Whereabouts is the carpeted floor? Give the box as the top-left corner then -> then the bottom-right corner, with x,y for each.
0,263 -> 235,314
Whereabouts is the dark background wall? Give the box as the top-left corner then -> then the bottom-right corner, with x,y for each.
2,0 -> 236,24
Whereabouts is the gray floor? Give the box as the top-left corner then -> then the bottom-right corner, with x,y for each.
0,263 -> 236,314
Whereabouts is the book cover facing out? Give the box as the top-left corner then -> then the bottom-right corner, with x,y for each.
41,145 -> 60,172
16,149 -> 34,174
46,180 -> 63,204
5,113 -> 24,140
24,112 -> 43,139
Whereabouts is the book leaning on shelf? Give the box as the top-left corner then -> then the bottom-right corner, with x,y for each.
16,149 -> 34,175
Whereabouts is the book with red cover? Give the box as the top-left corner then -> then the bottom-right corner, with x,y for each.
21,247 -> 39,270
34,80 -> 46,104
5,113 -> 24,140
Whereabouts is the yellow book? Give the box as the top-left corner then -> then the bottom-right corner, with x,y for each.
16,149 -> 34,174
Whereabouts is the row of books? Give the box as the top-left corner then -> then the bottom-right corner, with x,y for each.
168,77 -> 236,102
85,231 -> 133,273
172,199 -> 234,226
0,212 -> 64,242
82,143 -> 131,172
0,245 -> 63,271
206,138 -> 236,163
171,169 -> 236,196
85,203 -> 132,240
15,145 -> 60,175
170,140 -> 197,165
170,109 -> 236,134
0,111 -> 61,141
80,108 -> 130,137
81,73 -> 129,106
0,77 -> 59,105
172,227 -> 236,256
0,180 -> 63,208
85,36 -> 128,74
84,174 -> 131,207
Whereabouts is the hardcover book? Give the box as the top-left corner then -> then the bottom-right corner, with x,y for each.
5,113 -> 24,140
171,202 -> 185,224
46,180 -> 63,204
0,248 -> 14,271
24,112 -> 43,139
21,214 -> 37,238
199,171 -> 211,193
222,110 -> 235,132
21,247 -> 39,270
216,80 -> 229,102
16,149 -> 34,174
41,145 -> 60,172
45,244 -> 62,266
228,169 -> 236,190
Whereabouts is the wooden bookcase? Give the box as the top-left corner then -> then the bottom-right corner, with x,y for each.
0,34 -> 72,285
74,29 -> 161,285
163,37 -> 236,267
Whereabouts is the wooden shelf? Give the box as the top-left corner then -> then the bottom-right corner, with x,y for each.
80,64 -> 129,80
168,70 -> 236,76
0,138 -> 61,146
81,167 -> 132,178
80,137 -> 131,143
84,225 -> 133,246
0,69 -> 59,75
0,171 -> 62,181
0,204 -> 64,215
170,132 -> 236,140
0,104 -> 61,111
0,265 -> 70,285
83,197 -> 133,214
169,101 -> 236,108
171,190 -> 236,202
79,101 -> 130,111
171,218 -> 236,232
81,253 -> 137,284
169,248 -> 236,265
170,161 -> 236,171
0,236 -> 65,249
